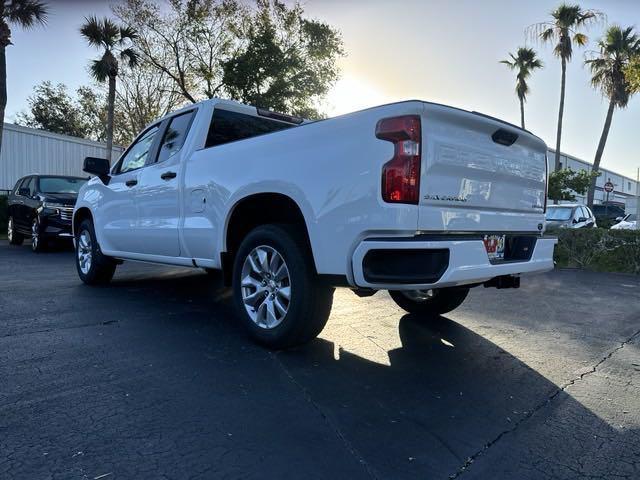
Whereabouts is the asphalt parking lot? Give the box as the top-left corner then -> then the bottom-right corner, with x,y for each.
1,240 -> 639,480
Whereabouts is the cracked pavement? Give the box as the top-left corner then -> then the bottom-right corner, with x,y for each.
1,240 -> 639,479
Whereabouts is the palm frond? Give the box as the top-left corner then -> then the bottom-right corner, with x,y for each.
120,47 -> 139,68
586,24 -> 640,107
5,0 -> 48,29
540,27 -> 555,43
573,32 -> 588,47
80,16 -> 107,48
80,16 -> 120,48
89,55 -> 112,83
119,25 -> 138,42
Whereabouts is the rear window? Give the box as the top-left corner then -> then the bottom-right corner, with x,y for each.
205,108 -> 295,148
545,207 -> 573,221
39,177 -> 86,194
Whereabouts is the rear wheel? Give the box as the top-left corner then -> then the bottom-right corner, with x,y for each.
389,287 -> 470,316
232,224 -> 334,349
7,217 -> 24,245
75,219 -> 116,285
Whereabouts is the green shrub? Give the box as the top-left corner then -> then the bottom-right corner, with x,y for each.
554,228 -> 640,274
0,195 -> 7,237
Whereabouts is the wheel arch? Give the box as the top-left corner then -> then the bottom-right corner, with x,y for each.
73,207 -> 93,237
222,192 -> 316,285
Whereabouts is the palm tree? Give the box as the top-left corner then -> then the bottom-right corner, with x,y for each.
532,3 -> 602,173
0,1 -> 48,157
585,26 -> 640,207
500,47 -> 543,129
80,16 -> 138,163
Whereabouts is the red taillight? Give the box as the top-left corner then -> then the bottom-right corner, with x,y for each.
376,115 -> 421,204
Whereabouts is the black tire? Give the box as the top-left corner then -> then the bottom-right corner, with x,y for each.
31,217 -> 47,253
75,219 -> 117,285
7,216 -> 24,245
232,224 -> 334,349
389,287 -> 470,316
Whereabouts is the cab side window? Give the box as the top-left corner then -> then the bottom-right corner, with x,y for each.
573,208 -> 582,222
117,125 -> 160,174
13,178 -> 27,195
23,177 -> 36,196
577,207 -> 587,221
156,111 -> 195,164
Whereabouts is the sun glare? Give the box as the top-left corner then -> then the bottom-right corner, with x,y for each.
324,75 -> 390,117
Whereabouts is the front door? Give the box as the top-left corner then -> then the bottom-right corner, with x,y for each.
100,124 -> 161,254
135,110 -> 195,257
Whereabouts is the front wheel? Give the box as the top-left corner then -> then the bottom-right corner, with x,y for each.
75,219 -> 116,285
389,287 -> 470,316
31,217 -> 46,253
232,224 -> 334,349
7,216 -> 24,245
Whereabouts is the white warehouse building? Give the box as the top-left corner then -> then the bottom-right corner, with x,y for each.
547,149 -> 638,209
0,123 -> 124,193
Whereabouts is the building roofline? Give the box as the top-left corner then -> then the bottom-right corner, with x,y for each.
548,148 -> 637,184
4,123 -> 125,151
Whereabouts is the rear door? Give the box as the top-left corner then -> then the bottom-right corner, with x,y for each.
418,104 -> 547,233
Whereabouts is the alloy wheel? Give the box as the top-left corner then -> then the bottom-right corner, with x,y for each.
77,230 -> 93,275
240,245 -> 291,329
7,217 -> 13,242
31,219 -> 39,251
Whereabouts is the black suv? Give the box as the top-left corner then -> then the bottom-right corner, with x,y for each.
7,175 -> 87,252
591,204 -> 626,229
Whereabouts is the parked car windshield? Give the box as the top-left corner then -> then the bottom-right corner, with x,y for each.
624,214 -> 637,222
545,207 -> 573,221
39,177 -> 87,194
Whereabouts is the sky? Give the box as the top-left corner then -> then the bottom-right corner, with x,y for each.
6,0 -> 640,179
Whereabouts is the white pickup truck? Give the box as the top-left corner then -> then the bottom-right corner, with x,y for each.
75,98 -> 555,348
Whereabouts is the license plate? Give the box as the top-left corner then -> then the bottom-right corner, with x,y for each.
483,234 -> 506,261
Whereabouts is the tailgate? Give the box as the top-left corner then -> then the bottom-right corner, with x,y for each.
418,103 -> 547,232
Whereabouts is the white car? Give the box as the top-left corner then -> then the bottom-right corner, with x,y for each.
74,98 -> 556,348
611,214 -> 637,230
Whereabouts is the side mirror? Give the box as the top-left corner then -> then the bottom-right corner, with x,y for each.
615,216 -> 623,222
83,157 -> 110,183
18,187 -> 30,196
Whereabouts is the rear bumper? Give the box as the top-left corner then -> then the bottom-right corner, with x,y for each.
351,236 -> 556,290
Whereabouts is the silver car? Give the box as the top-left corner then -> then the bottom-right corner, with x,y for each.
545,204 -> 597,232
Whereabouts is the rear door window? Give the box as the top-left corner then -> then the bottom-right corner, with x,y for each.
156,111 -> 195,164
205,109 -> 295,148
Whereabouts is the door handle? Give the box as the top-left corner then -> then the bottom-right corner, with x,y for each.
160,171 -> 177,180
125,179 -> 138,187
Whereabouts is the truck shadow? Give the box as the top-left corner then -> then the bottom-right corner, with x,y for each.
276,314 -> 638,479
96,268 -> 637,479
